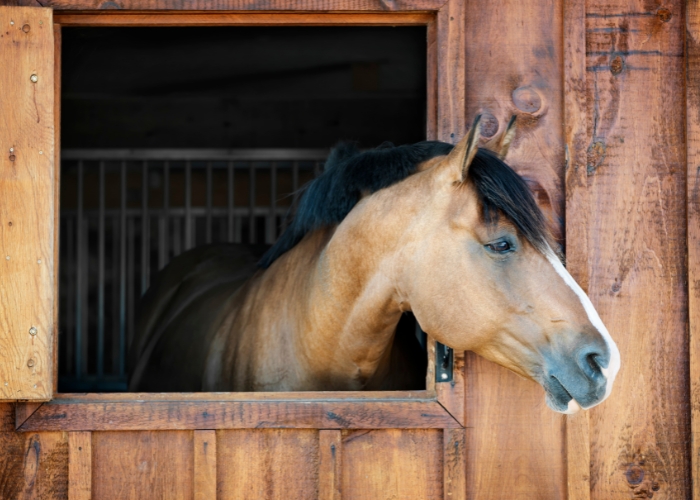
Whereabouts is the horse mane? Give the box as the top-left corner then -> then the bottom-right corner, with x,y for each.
258,141 -> 549,268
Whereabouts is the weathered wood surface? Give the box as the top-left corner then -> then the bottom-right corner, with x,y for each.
688,2 -> 700,499
68,431 -> 91,500
18,397 -> 461,431
0,6 -> 55,402
581,1 -> 689,498
53,11 -> 434,26
217,429 -> 319,499
0,431 -> 68,499
92,431 -> 194,499
11,0 -> 447,10
340,429 -> 443,499
462,0 -> 567,498
442,428 -> 466,500
319,430 -> 342,500
194,430 -> 217,500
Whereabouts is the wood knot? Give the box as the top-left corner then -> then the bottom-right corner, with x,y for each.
610,56 -> 624,76
480,112 -> 499,138
626,465 -> 644,485
657,8 -> 672,22
9,154 -> 15,162
512,86 -> 542,114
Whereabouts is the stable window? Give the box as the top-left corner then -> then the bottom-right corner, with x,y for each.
2,5 -> 468,436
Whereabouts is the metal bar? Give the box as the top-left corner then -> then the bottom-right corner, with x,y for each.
227,161 -> 234,242
97,161 -> 105,377
141,161 -> 149,295
119,161 -> 127,377
158,164 -> 167,270
112,215 -> 120,376
127,217 -> 135,348
185,160 -> 192,250
75,160 -> 84,379
249,161 -> 256,244
173,216 -> 182,256
268,162 -> 277,243
206,161 -> 212,244
163,161 -> 170,263
65,215 -> 75,377
62,148 -> 329,161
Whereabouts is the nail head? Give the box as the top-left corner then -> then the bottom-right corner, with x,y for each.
39,151 -> 43,155
27,359 -> 35,368
5,256 -> 9,260
30,74 -> 38,83
37,259 -> 41,264
9,148 -> 13,152
29,327 -> 37,336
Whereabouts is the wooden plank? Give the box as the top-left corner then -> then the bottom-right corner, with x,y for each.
461,0 -> 566,497
42,0 -> 447,10
563,0 -> 592,498
426,16 -> 438,140
92,431 -> 194,500
68,431 -> 91,500
583,1 -> 689,498
53,23 -> 61,395
0,403 -> 15,431
0,6 -> 55,401
54,11 -> 434,27
0,431 -> 69,499
217,429 -> 318,499
690,1 -> 700,498
194,430 -> 217,500
341,429 -> 443,499
15,402 -> 42,429
435,0 -> 465,143
319,430 -> 342,500
436,350 -> 465,426
19,398 -> 461,431
442,428 -> 466,500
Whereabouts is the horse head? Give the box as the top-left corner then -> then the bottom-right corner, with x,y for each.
401,116 -> 620,413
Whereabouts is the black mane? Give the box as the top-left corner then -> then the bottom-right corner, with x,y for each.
258,141 -> 548,268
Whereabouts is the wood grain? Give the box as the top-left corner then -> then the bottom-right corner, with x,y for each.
54,11 -> 434,26
15,402 -> 42,429
461,0 -> 567,497
563,0 -> 592,498
319,430 -> 342,500
19,397 -> 460,431
92,431 -> 194,500
53,23 -> 61,395
0,403 -> 15,431
583,1 -> 689,498
68,432 -> 91,500
194,430 -> 217,500
27,0 -> 447,10
340,429 -> 443,499
217,429 -> 319,499
0,6 -> 55,401
0,431 -> 68,499
442,428 -> 466,500
435,0 -> 465,143
688,2 -> 700,499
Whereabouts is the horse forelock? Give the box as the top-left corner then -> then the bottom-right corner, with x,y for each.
257,141 -> 553,268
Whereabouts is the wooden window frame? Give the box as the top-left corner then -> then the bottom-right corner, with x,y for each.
13,1 -> 467,433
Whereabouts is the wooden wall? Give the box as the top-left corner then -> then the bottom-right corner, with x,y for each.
1,0 -> 698,499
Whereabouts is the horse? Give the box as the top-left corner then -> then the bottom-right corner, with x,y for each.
128,115 -> 620,414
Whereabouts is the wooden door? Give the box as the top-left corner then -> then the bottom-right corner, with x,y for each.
0,5 -> 57,402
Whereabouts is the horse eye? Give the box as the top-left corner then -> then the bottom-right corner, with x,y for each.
487,241 -> 512,253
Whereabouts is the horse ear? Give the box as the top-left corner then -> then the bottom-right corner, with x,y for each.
447,114 -> 482,182
492,115 -> 517,160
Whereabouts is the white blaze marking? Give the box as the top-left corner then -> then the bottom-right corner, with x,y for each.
544,247 -> 621,411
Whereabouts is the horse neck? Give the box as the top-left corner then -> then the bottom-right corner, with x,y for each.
294,185 -> 421,388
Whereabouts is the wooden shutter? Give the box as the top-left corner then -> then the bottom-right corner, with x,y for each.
0,6 -> 56,401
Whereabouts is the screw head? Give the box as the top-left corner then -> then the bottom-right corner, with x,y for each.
441,373 -> 448,380
10,21 -> 14,26
9,148 -> 13,153
30,74 -> 38,83
29,327 -> 37,336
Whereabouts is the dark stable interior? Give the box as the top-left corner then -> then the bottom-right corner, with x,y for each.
59,26 -> 427,392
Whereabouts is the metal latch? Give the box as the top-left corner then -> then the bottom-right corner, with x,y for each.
435,342 -> 453,383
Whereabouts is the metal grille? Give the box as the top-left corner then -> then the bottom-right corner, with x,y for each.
58,149 -> 327,392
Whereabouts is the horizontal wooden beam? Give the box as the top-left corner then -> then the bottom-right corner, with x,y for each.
17,396 -> 461,431
40,0 -> 448,11
54,11 -> 435,27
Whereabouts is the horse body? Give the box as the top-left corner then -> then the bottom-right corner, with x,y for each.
130,116 -> 621,414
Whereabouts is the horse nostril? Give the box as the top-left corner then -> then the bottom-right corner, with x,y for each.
586,353 -> 600,373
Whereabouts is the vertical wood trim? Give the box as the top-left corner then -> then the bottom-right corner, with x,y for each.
687,2 -> 700,498
68,431 -> 92,500
0,6 -> 55,401
319,430 -> 342,500
563,0 -> 591,499
436,0 -> 466,143
443,428 -> 466,500
53,23 -> 61,394
194,430 -> 217,500
426,16 -> 438,140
